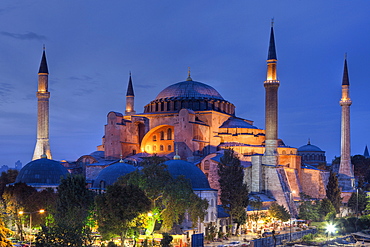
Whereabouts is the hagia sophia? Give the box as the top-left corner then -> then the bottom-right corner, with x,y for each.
15,24 -> 355,233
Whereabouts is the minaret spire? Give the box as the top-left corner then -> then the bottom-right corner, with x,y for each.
263,21 -> 280,165
33,47 -> 52,160
125,72 -> 136,115
338,55 -> 354,190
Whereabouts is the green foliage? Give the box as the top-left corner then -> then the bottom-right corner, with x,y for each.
3,182 -> 37,239
118,158 -> 208,233
326,172 -> 342,213
319,198 -> 336,221
348,190 -> 367,215
268,203 -> 290,222
95,183 -> 151,243
298,198 -> 320,221
218,149 -> 248,227
35,175 -> 95,246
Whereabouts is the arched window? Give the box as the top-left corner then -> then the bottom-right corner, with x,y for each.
282,150 -> 286,155
167,128 -> 172,140
204,160 -> 210,170
160,131 -> 164,140
153,145 -> 156,152
168,145 -> 172,151
160,145 -> 164,151
153,135 -> 157,141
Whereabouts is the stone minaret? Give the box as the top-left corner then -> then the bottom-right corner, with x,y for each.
32,48 -> 52,160
263,22 -> 279,166
125,72 -> 136,115
338,57 -> 354,190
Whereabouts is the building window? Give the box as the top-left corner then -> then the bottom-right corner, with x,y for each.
153,135 -> 157,141
160,145 -> 164,151
167,128 -> 172,140
282,150 -> 286,155
153,145 -> 156,152
160,131 -> 164,140
168,145 -> 172,151
204,160 -> 210,170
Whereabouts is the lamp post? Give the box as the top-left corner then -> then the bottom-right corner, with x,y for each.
325,222 -> 336,241
19,209 -> 45,247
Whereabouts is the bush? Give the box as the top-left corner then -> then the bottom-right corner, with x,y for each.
302,233 -> 314,241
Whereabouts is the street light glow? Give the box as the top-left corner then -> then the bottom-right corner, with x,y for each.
326,222 -> 336,233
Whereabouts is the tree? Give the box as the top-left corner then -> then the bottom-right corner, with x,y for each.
218,149 -> 248,230
0,218 -> 12,247
347,189 -> 367,215
36,175 -> 95,246
2,182 -> 37,240
118,158 -> 208,234
0,169 -> 18,198
326,172 -> 342,213
268,203 -> 290,222
95,183 -> 151,246
318,198 -> 336,221
298,194 -> 320,221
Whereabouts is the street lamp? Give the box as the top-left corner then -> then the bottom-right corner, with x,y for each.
325,222 -> 336,241
18,209 -> 45,246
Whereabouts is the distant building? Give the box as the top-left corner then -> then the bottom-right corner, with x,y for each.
298,139 -> 327,169
15,160 -> 22,170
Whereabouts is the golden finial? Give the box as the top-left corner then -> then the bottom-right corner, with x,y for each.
173,144 -> 181,160
186,67 -> 192,81
43,44 -> 46,51
271,18 -> 274,27
344,53 -> 347,60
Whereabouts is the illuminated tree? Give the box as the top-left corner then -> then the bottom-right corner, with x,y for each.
36,175 -> 95,246
95,183 -> 151,246
0,218 -> 12,247
268,203 -> 290,222
118,158 -> 208,234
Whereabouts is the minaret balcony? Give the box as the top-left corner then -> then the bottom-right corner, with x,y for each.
264,80 -> 280,84
340,99 -> 352,106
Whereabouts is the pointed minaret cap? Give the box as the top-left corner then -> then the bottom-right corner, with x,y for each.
186,67 -> 192,81
307,138 -> 311,145
342,54 -> 349,86
267,19 -> 277,60
364,145 -> 369,158
126,72 -> 134,96
39,45 -> 49,74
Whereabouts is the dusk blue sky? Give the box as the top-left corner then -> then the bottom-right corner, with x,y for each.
0,1 -> 369,167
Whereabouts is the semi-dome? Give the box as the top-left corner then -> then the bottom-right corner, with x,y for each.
91,162 -> 136,189
15,158 -> 69,186
144,78 -> 235,115
156,80 -> 224,101
164,159 -> 210,189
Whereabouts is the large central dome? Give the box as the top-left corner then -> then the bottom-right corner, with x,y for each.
155,80 -> 224,101
144,78 -> 235,115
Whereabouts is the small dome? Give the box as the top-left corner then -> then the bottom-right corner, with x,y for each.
15,158 -> 69,186
155,80 -> 224,101
219,117 -> 257,129
298,143 -> 323,152
92,162 -> 136,189
164,160 -> 210,189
